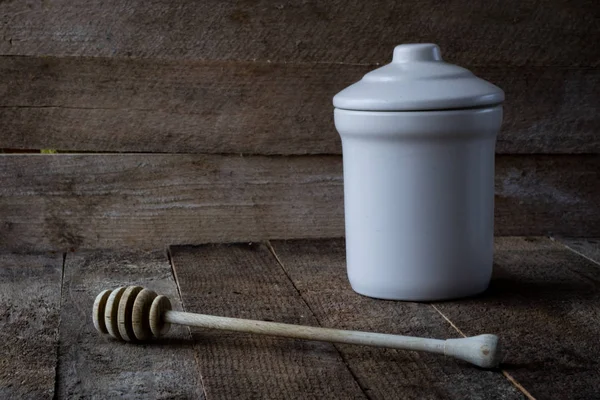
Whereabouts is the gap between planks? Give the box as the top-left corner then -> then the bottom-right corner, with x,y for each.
1,54 -> 596,68
430,304 -> 536,400
549,237 -> 600,268
265,240 -> 373,400
52,252 -> 67,400
167,247 -> 208,400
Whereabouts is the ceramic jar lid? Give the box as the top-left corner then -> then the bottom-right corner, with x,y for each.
333,43 -> 504,111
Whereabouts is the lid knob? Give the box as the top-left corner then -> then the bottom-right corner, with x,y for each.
392,43 -> 442,63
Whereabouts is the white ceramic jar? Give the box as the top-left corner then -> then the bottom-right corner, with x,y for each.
334,44 -> 504,301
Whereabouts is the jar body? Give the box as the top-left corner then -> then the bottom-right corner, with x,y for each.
335,106 -> 502,301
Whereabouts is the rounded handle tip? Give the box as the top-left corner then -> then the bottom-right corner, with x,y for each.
444,334 -> 502,369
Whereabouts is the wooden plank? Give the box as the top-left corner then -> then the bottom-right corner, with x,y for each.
432,237 -> 600,399
0,253 -> 62,400
1,56 -> 598,154
0,56 -> 358,156
494,155 -> 600,237
0,154 -> 598,252
0,154 -> 344,252
56,250 -> 204,398
169,243 -> 366,399
0,0 -> 597,67
269,239 -> 522,399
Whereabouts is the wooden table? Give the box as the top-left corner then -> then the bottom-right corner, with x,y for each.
1,237 -> 599,399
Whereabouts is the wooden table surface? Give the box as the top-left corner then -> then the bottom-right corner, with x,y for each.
1,237 -> 599,399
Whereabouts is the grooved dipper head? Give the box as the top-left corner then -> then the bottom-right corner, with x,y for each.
92,286 -> 171,341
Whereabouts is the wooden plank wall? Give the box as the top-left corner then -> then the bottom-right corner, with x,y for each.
1,1 -> 598,251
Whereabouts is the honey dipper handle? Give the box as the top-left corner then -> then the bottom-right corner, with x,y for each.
166,310 -> 444,352
164,310 -> 501,368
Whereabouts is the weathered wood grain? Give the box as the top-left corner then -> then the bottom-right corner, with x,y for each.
1,56 -> 598,154
432,237 -> 600,400
0,154 -> 598,252
169,243 -> 366,399
56,250 -> 204,399
269,239 -> 522,399
0,0 -> 597,66
0,253 -> 62,400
